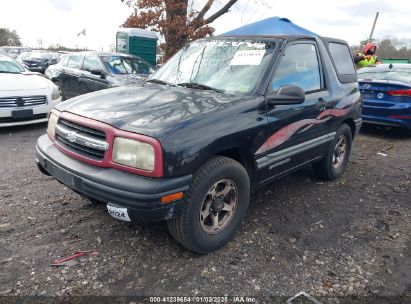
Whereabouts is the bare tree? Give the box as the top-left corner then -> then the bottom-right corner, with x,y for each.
0,28 -> 22,46
121,0 -> 239,60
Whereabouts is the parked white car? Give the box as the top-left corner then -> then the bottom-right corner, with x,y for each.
0,53 -> 62,127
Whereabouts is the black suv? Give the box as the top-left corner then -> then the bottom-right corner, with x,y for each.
46,51 -> 155,100
36,35 -> 362,253
22,51 -> 60,73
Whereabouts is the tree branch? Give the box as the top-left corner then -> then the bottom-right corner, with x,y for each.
203,0 -> 238,25
196,0 -> 215,21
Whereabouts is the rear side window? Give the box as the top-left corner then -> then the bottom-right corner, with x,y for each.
272,43 -> 322,93
329,43 -> 356,74
67,55 -> 83,69
325,40 -> 357,83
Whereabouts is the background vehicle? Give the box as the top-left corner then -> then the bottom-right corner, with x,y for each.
45,54 -> 69,81
0,46 -> 31,58
358,64 -> 411,130
47,51 -> 155,100
36,34 -> 361,254
0,53 -> 61,127
16,51 -> 32,64
22,52 -> 59,73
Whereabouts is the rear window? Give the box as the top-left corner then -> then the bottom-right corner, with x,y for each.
358,68 -> 411,84
328,43 -> 356,75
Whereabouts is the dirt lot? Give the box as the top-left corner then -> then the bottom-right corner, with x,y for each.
0,123 -> 410,304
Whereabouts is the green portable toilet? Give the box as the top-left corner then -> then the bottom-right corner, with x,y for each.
116,28 -> 157,66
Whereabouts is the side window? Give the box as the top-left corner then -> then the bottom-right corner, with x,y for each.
328,42 -> 356,75
83,56 -> 102,72
272,43 -> 322,93
59,56 -> 69,67
67,55 -> 83,69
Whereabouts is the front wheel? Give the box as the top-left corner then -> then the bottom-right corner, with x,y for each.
54,80 -> 66,101
313,123 -> 353,180
167,156 -> 250,254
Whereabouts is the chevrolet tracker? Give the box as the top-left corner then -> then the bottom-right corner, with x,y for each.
36,34 -> 362,253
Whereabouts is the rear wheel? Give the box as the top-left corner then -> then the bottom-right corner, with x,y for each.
167,156 -> 250,254
313,124 -> 352,180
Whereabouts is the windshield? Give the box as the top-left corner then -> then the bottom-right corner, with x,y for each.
7,48 -> 20,55
27,52 -> 53,60
358,67 -> 411,84
101,56 -> 154,75
0,56 -> 25,73
150,39 -> 276,94
17,52 -> 31,60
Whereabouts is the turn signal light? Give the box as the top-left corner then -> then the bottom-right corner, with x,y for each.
161,192 -> 184,204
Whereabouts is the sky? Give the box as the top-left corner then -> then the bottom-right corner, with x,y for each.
1,0 -> 411,50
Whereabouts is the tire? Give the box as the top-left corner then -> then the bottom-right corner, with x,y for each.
54,80 -> 66,101
167,156 -> 250,254
88,197 -> 104,205
313,124 -> 353,180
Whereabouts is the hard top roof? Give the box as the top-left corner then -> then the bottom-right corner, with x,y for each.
220,17 -> 318,37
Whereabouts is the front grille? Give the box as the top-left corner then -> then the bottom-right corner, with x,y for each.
55,118 -> 108,161
0,96 -> 47,108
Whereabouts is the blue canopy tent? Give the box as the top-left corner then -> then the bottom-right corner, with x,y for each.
220,17 -> 319,37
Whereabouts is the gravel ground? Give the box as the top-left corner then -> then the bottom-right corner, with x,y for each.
0,123 -> 410,304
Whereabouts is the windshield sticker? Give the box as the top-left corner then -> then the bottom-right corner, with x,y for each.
229,49 -> 266,66
102,56 -> 121,62
214,40 -> 266,49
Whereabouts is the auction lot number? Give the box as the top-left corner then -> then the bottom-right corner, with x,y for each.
150,296 -> 230,303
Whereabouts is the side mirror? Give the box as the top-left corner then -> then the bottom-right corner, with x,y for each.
266,85 -> 305,105
90,69 -> 106,79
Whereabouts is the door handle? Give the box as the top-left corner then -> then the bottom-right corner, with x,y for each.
317,98 -> 327,111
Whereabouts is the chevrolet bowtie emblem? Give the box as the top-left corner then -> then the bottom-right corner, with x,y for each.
66,131 -> 78,143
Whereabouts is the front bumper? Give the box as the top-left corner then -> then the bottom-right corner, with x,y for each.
36,134 -> 192,221
27,66 -> 47,73
0,98 -> 61,127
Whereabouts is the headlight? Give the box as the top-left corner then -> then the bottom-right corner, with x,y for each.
112,137 -> 155,171
47,111 -> 59,137
51,84 -> 61,100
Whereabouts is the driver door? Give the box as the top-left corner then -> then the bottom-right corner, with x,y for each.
259,41 -> 330,183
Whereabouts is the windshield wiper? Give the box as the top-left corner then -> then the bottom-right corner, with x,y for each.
177,82 -> 223,93
0,71 -> 20,74
146,79 -> 176,86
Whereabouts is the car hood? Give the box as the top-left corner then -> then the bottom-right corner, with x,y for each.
57,84 -> 242,137
107,73 -> 147,86
0,73 -> 51,91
